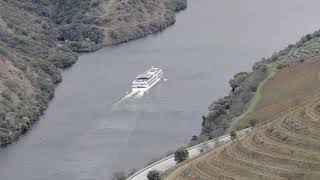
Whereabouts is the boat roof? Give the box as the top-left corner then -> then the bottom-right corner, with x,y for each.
136,68 -> 161,79
136,73 -> 152,79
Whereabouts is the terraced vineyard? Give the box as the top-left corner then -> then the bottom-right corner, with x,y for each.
232,57 -> 320,130
165,95 -> 320,180
164,58 -> 320,180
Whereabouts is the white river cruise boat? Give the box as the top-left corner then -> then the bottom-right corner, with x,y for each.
132,67 -> 163,92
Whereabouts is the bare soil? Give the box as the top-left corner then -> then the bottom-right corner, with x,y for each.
165,57 -> 320,180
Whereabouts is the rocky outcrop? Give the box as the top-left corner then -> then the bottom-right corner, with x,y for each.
0,0 -> 186,146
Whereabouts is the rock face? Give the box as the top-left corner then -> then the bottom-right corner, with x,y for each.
0,0 -> 186,146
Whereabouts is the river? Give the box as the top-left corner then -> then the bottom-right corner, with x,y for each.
1,0 -> 320,179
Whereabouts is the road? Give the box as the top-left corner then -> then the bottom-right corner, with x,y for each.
127,128 -> 251,180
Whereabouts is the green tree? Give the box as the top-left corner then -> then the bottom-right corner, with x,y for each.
174,146 -> 189,164
147,170 -> 161,180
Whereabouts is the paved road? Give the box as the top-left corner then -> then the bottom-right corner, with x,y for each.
127,128 -> 251,180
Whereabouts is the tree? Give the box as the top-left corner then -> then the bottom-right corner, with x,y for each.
147,170 -> 161,180
230,131 -> 237,140
190,135 -> 199,146
306,34 -> 312,41
201,115 -> 206,126
174,146 -> 189,164
191,135 -> 198,141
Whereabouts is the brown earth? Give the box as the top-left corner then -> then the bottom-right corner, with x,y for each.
165,58 -> 320,180
233,57 -> 320,130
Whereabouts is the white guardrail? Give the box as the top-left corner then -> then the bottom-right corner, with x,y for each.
126,128 -> 251,180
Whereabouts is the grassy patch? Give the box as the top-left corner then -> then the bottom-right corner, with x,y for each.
232,58 -> 320,130
246,63 -> 279,113
230,63 -> 279,131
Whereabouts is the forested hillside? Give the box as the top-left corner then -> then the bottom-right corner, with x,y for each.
0,0 -> 186,145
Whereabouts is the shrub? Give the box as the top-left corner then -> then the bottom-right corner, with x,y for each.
191,135 -> 198,141
249,79 -> 260,92
174,146 -> 189,164
189,135 -> 199,146
230,131 -> 237,140
249,119 -> 257,127
229,72 -> 249,91
276,63 -> 289,69
306,34 -> 312,41
147,170 -> 161,180
21,116 -> 31,124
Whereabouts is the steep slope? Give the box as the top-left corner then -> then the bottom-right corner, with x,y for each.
166,97 -> 320,180
165,58 -> 320,180
197,31 -> 320,142
232,57 -> 320,130
53,0 -> 187,51
0,0 -> 186,146
0,0 -> 76,145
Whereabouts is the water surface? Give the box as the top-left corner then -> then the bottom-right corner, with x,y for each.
1,0 -> 320,179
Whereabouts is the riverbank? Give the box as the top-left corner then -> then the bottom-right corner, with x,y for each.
121,30 -> 320,178
63,0 -> 187,51
0,0 -> 186,146
195,29 -> 320,143
165,57 -> 320,179
132,33 -> 320,177
2,1 -> 320,179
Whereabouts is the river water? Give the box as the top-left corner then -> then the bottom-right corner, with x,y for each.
1,0 -> 320,179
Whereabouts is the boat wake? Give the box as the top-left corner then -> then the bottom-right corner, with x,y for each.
110,67 -> 166,111
110,91 -> 144,111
